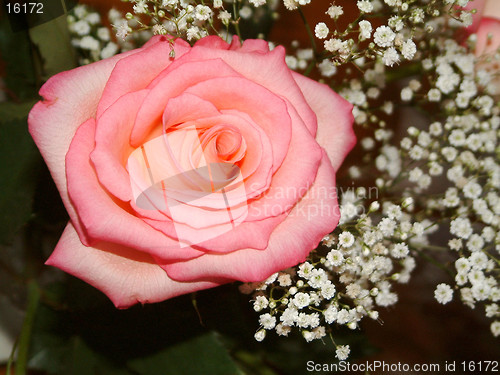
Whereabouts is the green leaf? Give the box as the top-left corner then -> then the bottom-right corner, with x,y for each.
0,100 -> 38,120
28,291 -> 133,375
0,103 -> 40,244
28,14 -> 77,81
128,332 -> 243,375
0,15 -> 37,100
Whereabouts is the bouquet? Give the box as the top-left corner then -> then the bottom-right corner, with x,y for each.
0,0 -> 499,373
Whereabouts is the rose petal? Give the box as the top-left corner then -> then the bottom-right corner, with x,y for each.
293,72 -> 356,171
184,76 -> 292,173
132,59 -> 242,145
185,40 -> 319,136
162,152 -> 339,281
91,90 -> 149,202
66,116 -> 204,260
96,36 -> 190,118
28,48 -> 141,242
464,0 -> 487,32
148,212 -> 286,255
475,17 -> 500,55
47,223 -> 223,308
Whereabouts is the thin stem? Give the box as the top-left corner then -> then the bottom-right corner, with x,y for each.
6,338 -> 18,375
232,1 -> 243,43
411,247 -> 454,278
297,6 -> 317,56
15,280 -> 40,375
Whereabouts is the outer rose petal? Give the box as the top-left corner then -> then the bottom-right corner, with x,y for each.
292,73 -> 355,171
47,223 -> 222,308
96,36 -> 190,118
184,42 -> 319,137
91,90 -> 149,202
162,152 -> 339,282
475,17 -> 500,55
482,0 -> 500,21
132,58 -> 241,145
464,0 -> 487,32
28,48 -> 141,241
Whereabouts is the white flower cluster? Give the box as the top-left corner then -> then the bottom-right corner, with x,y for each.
242,194 -> 425,359
362,18 -> 499,336
67,5 -> 152,65
67,5 -> 121,64
319,0 -> 499,340
413,38 -> 500,335
123,0 -> 280,43
122,0 -> 216,42
284,41 -> 316,73
401,33 -> 499,326
304,0 -> 474,76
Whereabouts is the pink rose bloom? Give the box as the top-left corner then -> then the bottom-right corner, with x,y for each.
29,36 -> 355,308
464,0 -> 500,54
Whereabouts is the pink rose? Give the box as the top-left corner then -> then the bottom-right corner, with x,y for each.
464,0 -> 500,54
29,36 -> 355,308
463,0 -> 500,93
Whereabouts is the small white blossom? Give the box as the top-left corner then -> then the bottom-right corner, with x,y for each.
293,292 -> 311,309
401,39 -> 416,60
254,329 -> 266,341
326,4 -> 343,19
259,313 -> 276,329
79,35 -> 99,51
374,26 -> 396,47
450,217 -> 473,239
427,88 -> 442,102
339,231 -> 355,248
253,296 -> 269,312
359,20 -> 372,40
357,0 -> 373,13
336,345 -> 350,360
249,0 -> 266,6
194,5 -> 212,21
382,47 -> 400,66
491,322 -> 500,337
391,243 -> 409,258
315,23 -> 329,39
318,59 -> 337,77
434,283 -> 453,304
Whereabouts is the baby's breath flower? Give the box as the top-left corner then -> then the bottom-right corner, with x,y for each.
259,313 -> 277,329
359,20 -> 372,40
336,344 -> 351,360
382,47 -> 400,66
435,283 -> 453,304
339,231 -> 355,248
357,0 -> 373,13
254,329 -> 266,341
326,3 -> 343,19
249,0 -> 266,6
374,26 -> 396,47
401,39 -> 416,60
315,23 -> 329,39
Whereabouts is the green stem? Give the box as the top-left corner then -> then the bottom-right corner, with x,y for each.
411,247 -> 454,278
6,338 -> 18,375
232,1 -> 243,43
385,62 -> 422,83
297,6 -> 317,56
15,280 -> 40,375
